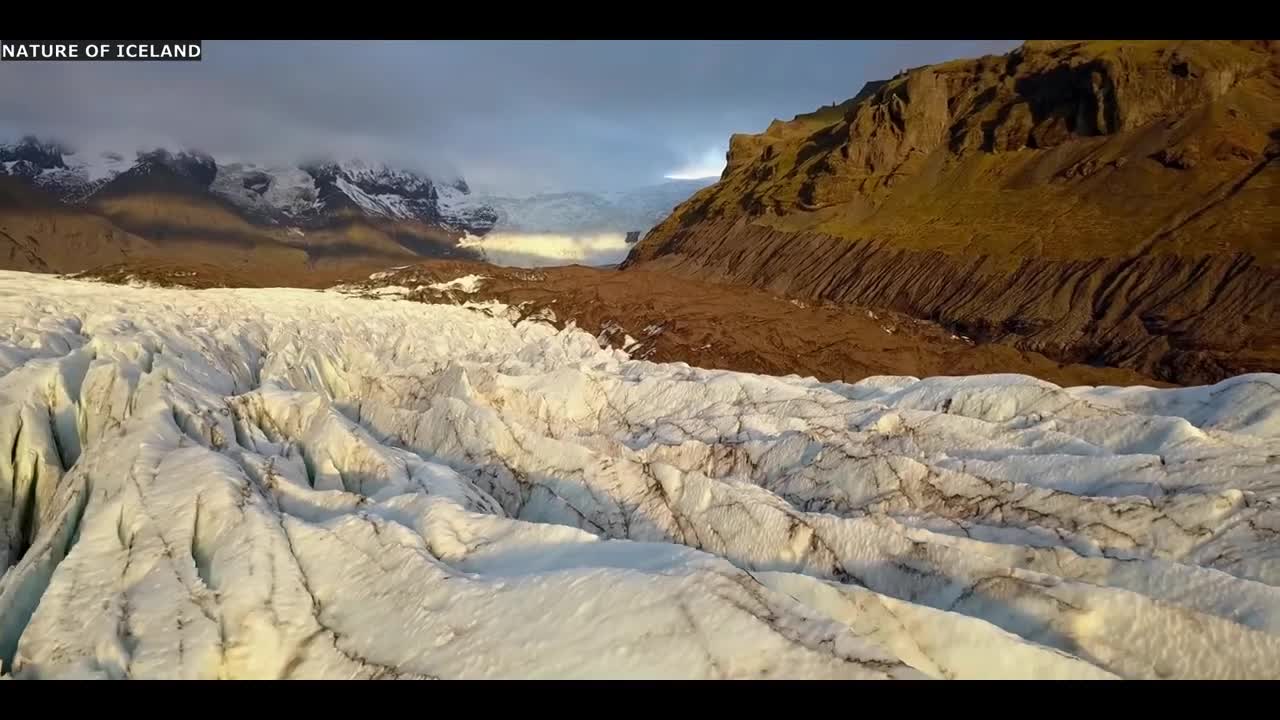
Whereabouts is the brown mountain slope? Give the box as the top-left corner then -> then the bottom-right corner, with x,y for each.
0,176 -> 155,272
625,40 -> 1280,385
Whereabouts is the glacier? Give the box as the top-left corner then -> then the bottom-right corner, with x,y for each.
0,269 -> 1278,679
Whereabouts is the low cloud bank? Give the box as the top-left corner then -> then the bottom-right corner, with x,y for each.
459,232 -> 635,268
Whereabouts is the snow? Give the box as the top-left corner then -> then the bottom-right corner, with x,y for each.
1,268 -> 1279,679
426,275 -> 487,294
332,175 -> 418,221
434,182 -> 478,213
367,266 -> 413,281
62,149 -> 131,184
210,163 -> 320,219
434,183 -> 498,233
0,148 -> 130,202
326,275 -> 486,302
467,179 -> 716,236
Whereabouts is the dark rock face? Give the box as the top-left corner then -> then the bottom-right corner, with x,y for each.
634,220 -> 1279,385
350,169 -> 435,203
0,137 -> 67,170
445,204 -> 499,235
134,149 -> 219,188
241,171 -> 272,195
2,160 -> 45,180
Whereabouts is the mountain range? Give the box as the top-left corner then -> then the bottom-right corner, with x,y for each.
0,138 -> 498,231
0,139 -> 501,282
0,138 -> 711,278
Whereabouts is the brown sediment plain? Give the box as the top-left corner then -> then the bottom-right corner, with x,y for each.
77,258 -> 1168,388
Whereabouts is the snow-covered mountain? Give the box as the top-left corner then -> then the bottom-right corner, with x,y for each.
444,179 -> 716,268
2,136 -> 713,242
1,136 -> 717,272
472,178 -> 716,235
0,137 -> 498,234
0,138 -> 132,203
601,178 -> 719,232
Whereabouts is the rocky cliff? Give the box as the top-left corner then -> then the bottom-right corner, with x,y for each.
625,40 -> 1280,384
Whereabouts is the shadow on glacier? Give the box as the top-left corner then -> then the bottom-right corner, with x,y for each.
458,498 -> 1099,671
315,379 -> 1119,670
304,404 -> 1107,671
452,536 -> 700,577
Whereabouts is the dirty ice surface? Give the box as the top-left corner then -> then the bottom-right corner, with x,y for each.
1,270 -> 1279,679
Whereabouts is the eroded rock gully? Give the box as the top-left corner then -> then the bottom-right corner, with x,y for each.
629,219 -> 1279,385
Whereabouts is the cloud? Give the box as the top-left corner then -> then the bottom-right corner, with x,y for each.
459,231 -> 634,268
0,40 -> 1020,195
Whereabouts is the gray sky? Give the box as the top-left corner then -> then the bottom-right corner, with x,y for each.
1,40 -> 1019,195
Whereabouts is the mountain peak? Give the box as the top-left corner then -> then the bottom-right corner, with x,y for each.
0,136 -> 69,172
133,148 -> 218,187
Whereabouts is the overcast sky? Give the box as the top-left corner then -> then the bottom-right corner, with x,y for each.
1,40 -> 1019,195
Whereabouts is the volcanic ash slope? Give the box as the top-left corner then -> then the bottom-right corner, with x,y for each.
0,270 -> 1278,679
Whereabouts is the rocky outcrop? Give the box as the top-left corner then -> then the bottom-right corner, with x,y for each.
627,40 -> 1280,385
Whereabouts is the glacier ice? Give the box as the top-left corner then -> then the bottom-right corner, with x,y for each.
0,269 -> 1278,679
